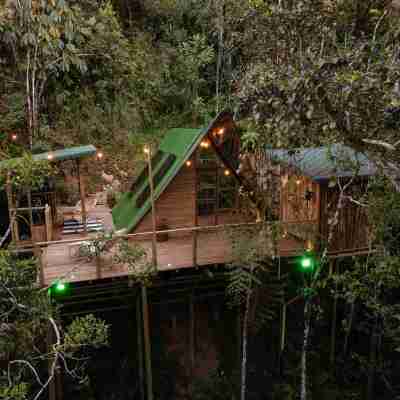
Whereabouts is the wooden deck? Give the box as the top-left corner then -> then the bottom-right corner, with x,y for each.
40,211 -> 313,286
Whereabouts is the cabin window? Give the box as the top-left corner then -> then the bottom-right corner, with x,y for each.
198,169 -> 217,216
218,169 -> 236,210
197,145 -> 237,215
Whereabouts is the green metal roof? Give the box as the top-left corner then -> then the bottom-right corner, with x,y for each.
112,112 -> 234,233
0,145 -> 97,169
112,128 -> 203,232
33,145 -> 97,162
267,144 -> 376,181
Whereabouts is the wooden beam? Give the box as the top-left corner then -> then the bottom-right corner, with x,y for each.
6,175 -> 16,243
141,285 -> 153,400
280,304 -> 287,353
27,189 -> 34,240
6,177 -> 16,243
34,245 -> 45,287
193,153 -> 198,267
146,147 -> 158,268
76,160 -> 87,233
188,293 -> 195,392
45,205 -> 52,242
136,296 -> 145,400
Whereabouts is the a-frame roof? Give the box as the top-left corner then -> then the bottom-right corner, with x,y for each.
112,111 -> 236,233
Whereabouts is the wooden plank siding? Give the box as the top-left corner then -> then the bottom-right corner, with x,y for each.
280,169 -> 320,223
134,155 -> 196,237
319,183 -> 370,253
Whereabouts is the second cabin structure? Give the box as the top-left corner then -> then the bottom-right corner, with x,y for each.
268,144 -> 375,256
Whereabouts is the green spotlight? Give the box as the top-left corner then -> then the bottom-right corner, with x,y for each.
301,257 -> 313,269
55,282 -> 67,293
48,281 -> 69,297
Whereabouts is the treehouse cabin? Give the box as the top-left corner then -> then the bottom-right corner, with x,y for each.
2,113 -> 376,288
267,144 -> 376,256
112,111 -> 246,270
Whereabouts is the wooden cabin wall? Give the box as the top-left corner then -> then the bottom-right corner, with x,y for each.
135,151 -> 248,235
319,183 -> 370,253
134,155 -> 196,236
280,169 -> 320,223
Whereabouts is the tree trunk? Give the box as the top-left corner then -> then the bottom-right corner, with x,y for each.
215,0 -> 224,113
241,288 -> 251,400
301,299 -> 311,400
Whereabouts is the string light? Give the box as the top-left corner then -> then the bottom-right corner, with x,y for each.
96,151 -> 104,160
296,178 -> 301,185
11,133 -> 17,141
143,146 -> 150,155
186,160 -> 192,167
217,127 -> 224,135
224,169 -> 230,176
47,153 -> 54,161
200,140 -> 210,149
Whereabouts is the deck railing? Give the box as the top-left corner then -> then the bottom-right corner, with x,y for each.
12,220 -> 324,287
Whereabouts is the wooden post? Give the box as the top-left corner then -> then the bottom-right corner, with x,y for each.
237,309 -> 242,379
76,160 -> 87,234
6,174 -> 17,243
45,205 -> 52,242
141,285 -> 153,400
192,153 -> 198,267
189,293 -> 195,391
136,295 -> 145,400
145,147 -> 158,268
26,189 -> 34,240
279,303 -> 287,377
330,293 -> 338,364
278,258 -> 286,374
330,260 -> 337,364
34,245 -> 45,287
280,304 -> 287,352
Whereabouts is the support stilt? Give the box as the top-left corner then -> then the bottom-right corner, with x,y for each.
330,294 -> 338,364
141,286 -> 153,400
136,295 -> 145,400
189,293 -> 195,393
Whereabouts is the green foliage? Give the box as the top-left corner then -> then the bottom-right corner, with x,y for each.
63,314 -> 109,352
114,240 -> 157,286
0,154 -> 53,190
0,249 -> 109,397
226,224 -> 284,331
0,383 -> 29,400
368,177 -> 400,255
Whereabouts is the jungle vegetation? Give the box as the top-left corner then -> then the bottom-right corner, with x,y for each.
1,1 -> 400,399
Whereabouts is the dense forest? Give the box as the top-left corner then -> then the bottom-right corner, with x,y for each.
1,1 -> 400,399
